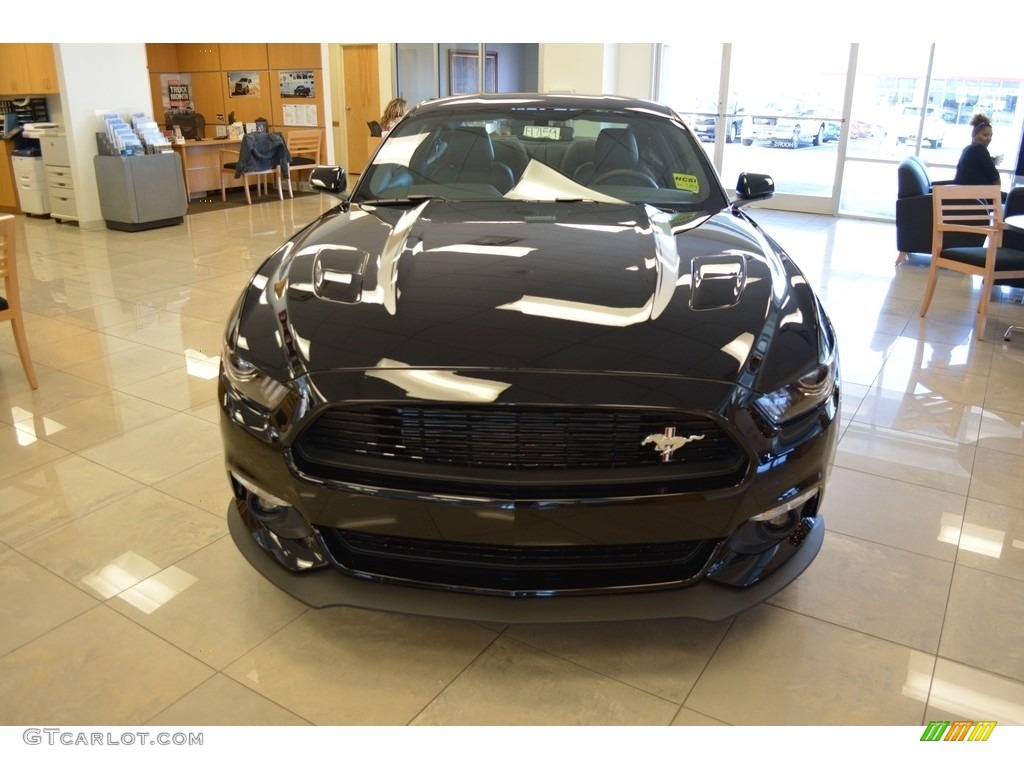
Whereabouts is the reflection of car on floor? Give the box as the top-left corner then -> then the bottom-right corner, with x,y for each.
744,107 -> 831,148
233,77 -> 252,95
220,92 -> 841,623
293,85 -> 311,97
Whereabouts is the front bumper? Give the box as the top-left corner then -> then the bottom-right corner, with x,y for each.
227,500 -> 824,623
220,367 -> 839,622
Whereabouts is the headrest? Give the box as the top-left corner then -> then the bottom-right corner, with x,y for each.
439,126 -> 495,163
593,128 -> 639,170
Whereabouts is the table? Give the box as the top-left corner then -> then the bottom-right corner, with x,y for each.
1005,214 -> 1024,231
171,138 -> 243,200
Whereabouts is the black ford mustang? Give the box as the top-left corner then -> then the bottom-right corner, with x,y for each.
220,93 -> 840,622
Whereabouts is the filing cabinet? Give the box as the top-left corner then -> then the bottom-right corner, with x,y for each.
11,154 -> 50,215
40,135 -> 78,223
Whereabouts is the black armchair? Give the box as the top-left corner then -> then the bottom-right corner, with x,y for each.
896,155 -> 951,265
896,155 -> 1016,267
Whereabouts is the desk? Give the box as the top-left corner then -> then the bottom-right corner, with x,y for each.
172,138 -> 242,199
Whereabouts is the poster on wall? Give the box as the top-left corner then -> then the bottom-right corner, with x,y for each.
160,74 -> 194,118
279,71 -> 315,99
282,104 -> 318,127
228,71 -> 261,98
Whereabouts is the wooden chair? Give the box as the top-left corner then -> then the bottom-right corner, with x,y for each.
220,131 -> 292,204
919,184 -> 1024,340
285,130 -> 322,190
0,214 -> 39,389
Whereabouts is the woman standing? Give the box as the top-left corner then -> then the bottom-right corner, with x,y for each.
954,113 -> 1002,185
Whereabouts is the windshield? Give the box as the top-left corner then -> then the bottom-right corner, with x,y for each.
352,104 -> 726,212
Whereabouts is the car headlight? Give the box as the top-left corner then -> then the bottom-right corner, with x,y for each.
754,347 -> 837,426
222,338 -> 290,411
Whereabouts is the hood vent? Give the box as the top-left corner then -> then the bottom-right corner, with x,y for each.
690,254 -> 746,310
313,248 -> 370,304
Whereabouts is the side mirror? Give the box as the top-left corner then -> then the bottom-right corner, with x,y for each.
733,172 -> 775,208
310,166 -> 347,196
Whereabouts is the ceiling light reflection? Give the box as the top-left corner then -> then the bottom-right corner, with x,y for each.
498,295 -> 652,327
366,358 -> 511,402
184,348 -> 220,380
722,333 -> 755,368
81,551 -> 160,599
118,566 -> 198,615
958,523 -> 1005,558
427,244 -> 535,258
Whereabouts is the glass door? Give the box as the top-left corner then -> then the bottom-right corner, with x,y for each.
659,43 -> 853,214
721,43 -> 853,214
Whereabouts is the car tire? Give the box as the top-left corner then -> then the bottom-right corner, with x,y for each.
813,124 -> 823,146
727,123 -> 738,143
742,138 -> 753,146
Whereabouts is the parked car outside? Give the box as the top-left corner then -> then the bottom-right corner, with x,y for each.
896,105 -> 946,148
744,106 -> 830,148
681,100 -> 746,144
220,92 -> 841,623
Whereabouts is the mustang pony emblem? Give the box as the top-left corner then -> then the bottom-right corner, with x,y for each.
641,428 -> 705,462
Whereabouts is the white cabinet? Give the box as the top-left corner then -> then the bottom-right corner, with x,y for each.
40,135 -> 78,223
11,155 -> 49,215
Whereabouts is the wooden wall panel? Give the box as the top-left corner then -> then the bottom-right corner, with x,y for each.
268,44 -> 320,70
220,44 -> 269,71
146,44 -> 179,73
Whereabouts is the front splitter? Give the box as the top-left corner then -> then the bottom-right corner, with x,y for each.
227,503 -> 823,624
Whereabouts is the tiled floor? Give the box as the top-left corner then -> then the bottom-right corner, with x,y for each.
1,196 -> 1023,727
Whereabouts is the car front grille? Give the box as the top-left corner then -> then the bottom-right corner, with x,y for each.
317,528 -> 722,595
292,404 -> 747,498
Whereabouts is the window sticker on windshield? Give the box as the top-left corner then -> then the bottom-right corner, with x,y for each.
673,173 -> 700,193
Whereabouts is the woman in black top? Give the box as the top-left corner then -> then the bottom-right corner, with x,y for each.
954,113 -> 1002,185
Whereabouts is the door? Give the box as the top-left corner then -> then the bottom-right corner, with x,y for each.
342,44 -> 380,175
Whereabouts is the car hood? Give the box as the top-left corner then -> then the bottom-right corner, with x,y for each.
234,200 -> 819,391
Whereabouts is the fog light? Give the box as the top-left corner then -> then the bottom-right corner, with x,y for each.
231,471 -> 289,513
760,509 -> 798,530
750,487 -> 818,526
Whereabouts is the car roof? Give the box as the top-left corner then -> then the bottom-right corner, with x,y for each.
406,92 -> 678,119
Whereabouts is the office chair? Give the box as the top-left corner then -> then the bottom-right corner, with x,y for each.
285,129 -> 322,189
168,112 -> 205,140
919,184 -> 1024,340
0,214 -> 39,389
367,120 -> 383,137
220,131 -> 292,204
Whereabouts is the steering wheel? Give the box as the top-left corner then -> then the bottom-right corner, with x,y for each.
591,169 -> 658,187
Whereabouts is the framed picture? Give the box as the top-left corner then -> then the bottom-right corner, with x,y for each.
228,71 -> 260,98
449,50 -> 497,95
279,70 -> 315,99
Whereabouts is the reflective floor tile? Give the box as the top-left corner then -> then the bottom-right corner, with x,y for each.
412,635 -> 680,725
224,608 -> 500,725
686,605 -> 932,725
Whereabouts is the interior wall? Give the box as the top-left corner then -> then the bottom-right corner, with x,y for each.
55,43 -> 152,229
538,44 -> 606,94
